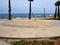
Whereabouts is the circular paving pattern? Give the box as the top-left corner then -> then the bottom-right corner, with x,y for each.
0,19 -> 60,38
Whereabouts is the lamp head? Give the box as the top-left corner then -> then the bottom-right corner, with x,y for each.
55,1 -> 60,6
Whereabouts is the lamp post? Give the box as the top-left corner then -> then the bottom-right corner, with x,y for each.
44,8 -> 45,19
8,0 -> 11,20
28,0 -> 33,19
55,1 -> 60,19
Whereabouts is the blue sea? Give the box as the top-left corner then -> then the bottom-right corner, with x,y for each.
0,13 -> 54,19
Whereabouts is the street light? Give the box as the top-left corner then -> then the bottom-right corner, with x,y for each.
8,0 -> 11,20
28,0 -> 33,19
55,1 -> 60,18
44,8 -> 45,19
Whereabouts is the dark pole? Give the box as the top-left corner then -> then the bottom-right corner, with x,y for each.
58,5 -> 60,18
29,1 -> 31,19
44,8 -> 45,19
55,1 -> 60,19
54,6 -> 57,19
8,0 -> 11,20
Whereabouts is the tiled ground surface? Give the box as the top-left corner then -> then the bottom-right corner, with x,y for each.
0,19 -> 60,38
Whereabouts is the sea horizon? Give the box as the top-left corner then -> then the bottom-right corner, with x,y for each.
0,13 -> 54,19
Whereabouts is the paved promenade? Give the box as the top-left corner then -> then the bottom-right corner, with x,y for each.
0,19 -> 60,38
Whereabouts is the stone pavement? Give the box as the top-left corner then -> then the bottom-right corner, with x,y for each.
0,19 -> 60,38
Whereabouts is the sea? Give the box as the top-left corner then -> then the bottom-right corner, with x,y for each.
0,13 -> 54,19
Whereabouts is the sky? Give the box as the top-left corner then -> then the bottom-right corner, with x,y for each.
0,0 -> 58,14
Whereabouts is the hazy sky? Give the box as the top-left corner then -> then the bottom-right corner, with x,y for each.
0,0 -> 58,14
